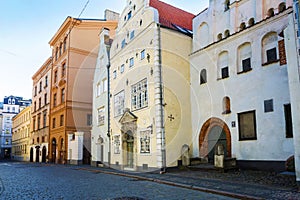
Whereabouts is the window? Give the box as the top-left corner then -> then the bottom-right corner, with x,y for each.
120,64 -> 125,73
42,136 -> 45,143
34,102 -> 36,112
141,50 -> 145,60
113,70 -> 117,79
239,22 -> 246,31
200,69 -> 207,84
55,47 -> 58,61
121,39 -> 126,48
52,118 -> 56,129
222,96 -> 231,114
114,90 -> 125,116
130,31 -> 135,40
128,11 -> 132,20
43,111 -> 47,128
63,37 -> 67,52
39,97 -> 41,109
33,117 -> 36,131
264,99 -> 274,113
131,79 -> 148,110
224,29 -> 230,38
224,0 -> 230,11
45,76 -> 48,87
114,135 -> 120,154
97,107 -> 105,126
44,93 -> 47,105
54,70 -> 58,83
129,57 -> 134,67
87,114 -> 92,126
248,18 -> 255,26
34,86 -> 37,96
238,42 -> 252,73
59,43 -> 62,56
39,81 -> 42,93
37,114 -> 41,130
62,63 -> 66,77
262,32 -> 278,65
61,88 -> 65,103
238,110 -> 257,140
221,67 -> 229,79
217,33 -> 222,41
140,130 -> 151,153
279,3 -> 286,12
60,115 -> 64,126
267,8 -> 275,18
53,93 -> 57,107
284,104 -> 293,138
96,83 -> 101,97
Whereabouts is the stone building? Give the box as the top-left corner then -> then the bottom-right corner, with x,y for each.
12,106 -> 31,161
30,57 -> 52,163
48,15 -> 118,164
109,0 -> 194,172
190,0 -> 296,171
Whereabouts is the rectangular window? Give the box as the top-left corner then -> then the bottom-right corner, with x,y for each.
242,58 -> 251,72
39,81 -> 42,93
37,115 -> 41,130
131,79 -> 148,110
129,57 -> 134,67
97,107 -> 105,126
113,70 -> 117,79
33,117 -> 36,131
114,90 -> 125,116
141,50 -> 145,60
128,11 -> 132,20
54,70 -> 58,83
60,115 -> 64,126
121,39 -> 126,48
120,64 -> 125,73
221,67 -> 229,79
34,86 -> 37,96
53,93 -> 57,107
52,118 -> 56,129
45,76 -> 48,87
103,79 -> 108,92
284,104 -> 293,138
44,93 -> 47,105
87,114 -> 92,126
96,83 -> 101,97
62,63 -> 66,77
34,102 -> 36,112
140,130 -> 151,153
38,97 -> 41,109
238,110 -> 257,140
130,31 -> 135,40
264,99 -> 274,113
266,47 -> 277,63
61,88 -> 65,103
114,135 -> 120,154
43,111 -> 47,128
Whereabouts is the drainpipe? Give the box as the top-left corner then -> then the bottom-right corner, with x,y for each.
154,23 -> 166,173
106,61 -> 111,168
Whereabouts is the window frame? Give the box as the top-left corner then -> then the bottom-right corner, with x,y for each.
238,110 -> 257,141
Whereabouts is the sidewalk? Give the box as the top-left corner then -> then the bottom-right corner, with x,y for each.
73,165 -> 300,200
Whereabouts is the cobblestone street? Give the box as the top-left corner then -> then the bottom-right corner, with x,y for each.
0,161 -> 234,200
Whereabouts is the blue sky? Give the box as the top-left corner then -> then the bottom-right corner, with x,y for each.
0,0 -> 208,101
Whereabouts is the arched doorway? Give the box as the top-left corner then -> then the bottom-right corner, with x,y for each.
42,146 -> 47,163
30,147 -> 34,162
51,138 -> 57,163
199,117 -> 232,162
35,146 -> 40,162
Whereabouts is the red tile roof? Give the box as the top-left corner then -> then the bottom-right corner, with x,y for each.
149,0 -> 195,31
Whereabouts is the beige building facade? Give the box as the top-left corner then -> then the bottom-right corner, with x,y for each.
12,106 -> 31,161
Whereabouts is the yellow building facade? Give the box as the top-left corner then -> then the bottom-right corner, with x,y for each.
12,106 -> 31,161
109,0 -> 194,171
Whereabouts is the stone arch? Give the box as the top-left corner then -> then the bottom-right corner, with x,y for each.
198,117 -> 231,158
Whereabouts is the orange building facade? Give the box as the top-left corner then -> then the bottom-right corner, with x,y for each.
48,16 -> 117,164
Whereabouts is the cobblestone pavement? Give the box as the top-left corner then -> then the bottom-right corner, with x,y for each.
0,161 -> 235,200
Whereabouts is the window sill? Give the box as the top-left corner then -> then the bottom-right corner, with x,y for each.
262,59 -> 280,66
222,110 -> 231,115
217,76 -> 229,81
237,68 -> 252,75
239,138 -> 257,141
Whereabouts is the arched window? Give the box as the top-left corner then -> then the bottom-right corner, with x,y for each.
240,22 -> 246,31
248,18 -> 255,27
217,33 -> 223,41
267,8 -> 275,18
278,3 -> 286,13
200,69 -> 207,84
237,42 -> 252,73
197,22 -> 209,49
224,30 -> 230,38
224,0 -> 230,11
222,96 -> 231,114
262,32 -> 279,65
218,51 -> 229,79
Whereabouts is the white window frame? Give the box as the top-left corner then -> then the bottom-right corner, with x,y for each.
131,78 -> 148,110
114,135 -> 121,154
140,129 -> 151,154
114,90 -> 125,117
97,107 -> 105,126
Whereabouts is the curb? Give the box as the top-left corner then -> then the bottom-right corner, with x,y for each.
79,167 -> 263,200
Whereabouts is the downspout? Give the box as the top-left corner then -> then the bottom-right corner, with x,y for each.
106,60 -> 111,168
154,23 -> 166,173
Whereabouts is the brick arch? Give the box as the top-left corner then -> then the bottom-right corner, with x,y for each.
199,117 -> 231,158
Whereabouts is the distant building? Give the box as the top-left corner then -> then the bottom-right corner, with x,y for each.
30,57 -> 52,163
11,106 -> 31,161
0,96 -> 31,159
48,15 -> 119,165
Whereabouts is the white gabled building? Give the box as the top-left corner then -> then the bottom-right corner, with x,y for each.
190,0 -> 296,172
